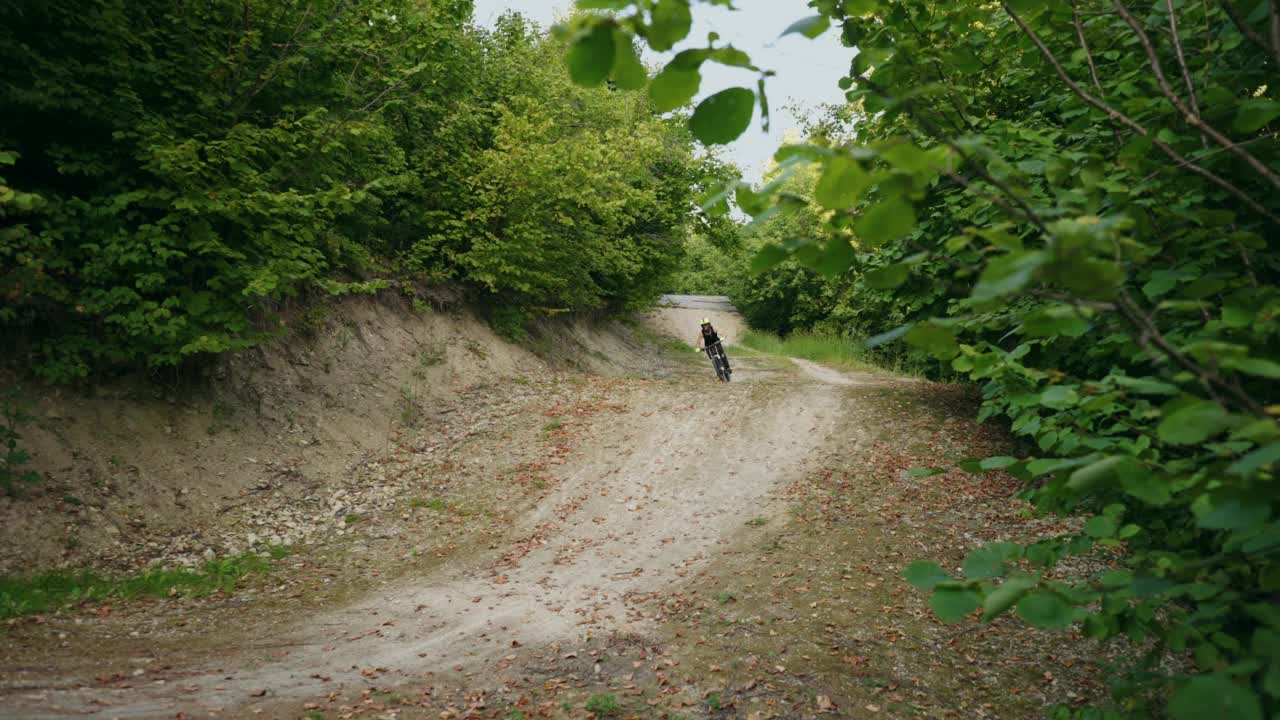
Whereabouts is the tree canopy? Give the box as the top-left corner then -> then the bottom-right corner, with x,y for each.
0,0 -> 719,379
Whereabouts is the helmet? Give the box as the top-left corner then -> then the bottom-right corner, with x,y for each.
701,317 -> 711,325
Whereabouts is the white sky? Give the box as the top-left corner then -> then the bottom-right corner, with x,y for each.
470,0 -> 850,181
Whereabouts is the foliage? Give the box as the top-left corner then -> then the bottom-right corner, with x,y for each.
665,233 -> 744,296
563,0 -> 1280,715
0,550 -> 283,619
0,2 -> 710,380
0,387 -> 39,495
738,329 -> 873,372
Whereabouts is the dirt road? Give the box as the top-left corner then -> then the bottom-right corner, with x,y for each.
1,300 -> 844,716
2,299 -> 1104,719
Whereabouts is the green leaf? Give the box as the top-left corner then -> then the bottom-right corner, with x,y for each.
1020,305 -> 1088,338
567,23 -> 616,87
1233,99 -> 1280,134
1157,401 -> 1228,445
714,46 -> 756,69
1226,357 -> 1280,379
1113,375 -> 1178,395
1170,675 -> 1263,720
882,143 -> 938,174
866,324 -> 911,349
865,263 -> 910,290
1120,465 -> 1170,506
963,545 -> 1007,579
1016,591 -> 1074,629
1084,515 -> 1119,538
856,198 -> 916,247
610,32 -> 647,90
1228,442 -> 1280,475
972,251 -> 1046,302
648,0 -> 693,51
1142,269 -> 1184,299
649,66 -> 701,112
814,155 -> 869,209
1067,455 -> 1125,492
1039,385 -> 1079,410
750,244 -> 790,275
905,321 -> 957,360
904,561 -> 950,590
1028,456 -> 1090,476
930,586 -> 981,622
1193,493 -> 1270,530
982,576 -> 1037,621
689,88 -> 755,145
815,238 -> 855,278
979,456 -> 1017,470
780,14 -> 830,39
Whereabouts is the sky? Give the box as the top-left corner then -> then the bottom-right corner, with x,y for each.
470,0 -> 850,181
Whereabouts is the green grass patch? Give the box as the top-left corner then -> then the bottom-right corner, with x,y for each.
584,694 -> 622,717
0,551 -> 283,619
411,497 -> 447,511
658,335 -> 695,353
739,328 -> 932,376
739,329 -> 875,371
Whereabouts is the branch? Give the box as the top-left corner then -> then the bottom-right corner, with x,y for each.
1164,0 -> 1206,146
1272,0 -> 1280,61
1114,0 -> 1280,193
1221,0 -> 1280,64
942,170 -> 1043,236
854,72 -> 1053,236
1115,292 -> 1266,417
1071,1 -> 1104,93
230,3 -> 318,123
999,1 -> 1280,227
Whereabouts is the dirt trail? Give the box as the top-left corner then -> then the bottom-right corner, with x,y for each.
4,298 -> 877,719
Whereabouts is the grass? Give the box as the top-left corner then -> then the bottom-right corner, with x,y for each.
585,694 -> 622,717
738,329 -> 876,371
739,328 -> 932,376
745,516 -> 768,527
0,550 -> 285,619
541,418 -> 564,433
411,497 -> 447,511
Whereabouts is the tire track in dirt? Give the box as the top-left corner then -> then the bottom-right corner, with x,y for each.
6,304 -> 886,719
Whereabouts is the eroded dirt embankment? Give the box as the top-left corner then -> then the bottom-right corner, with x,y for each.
0,294 -> 654,575
2,297 -> 1108,720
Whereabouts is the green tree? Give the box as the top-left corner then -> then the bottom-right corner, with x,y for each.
1,3 -> 707,377
563,0 -> 1280,715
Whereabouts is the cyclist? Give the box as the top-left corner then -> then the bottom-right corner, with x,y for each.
695,318 -> 731,377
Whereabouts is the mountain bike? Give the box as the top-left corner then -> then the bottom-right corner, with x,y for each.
701,340 -> 732,382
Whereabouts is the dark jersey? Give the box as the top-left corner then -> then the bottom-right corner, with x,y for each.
700,328 -> 721,348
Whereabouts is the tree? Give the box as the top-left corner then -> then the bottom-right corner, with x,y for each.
562,0 -> 1280,715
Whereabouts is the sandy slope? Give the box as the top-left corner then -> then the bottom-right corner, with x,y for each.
648,295 -> 746,349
